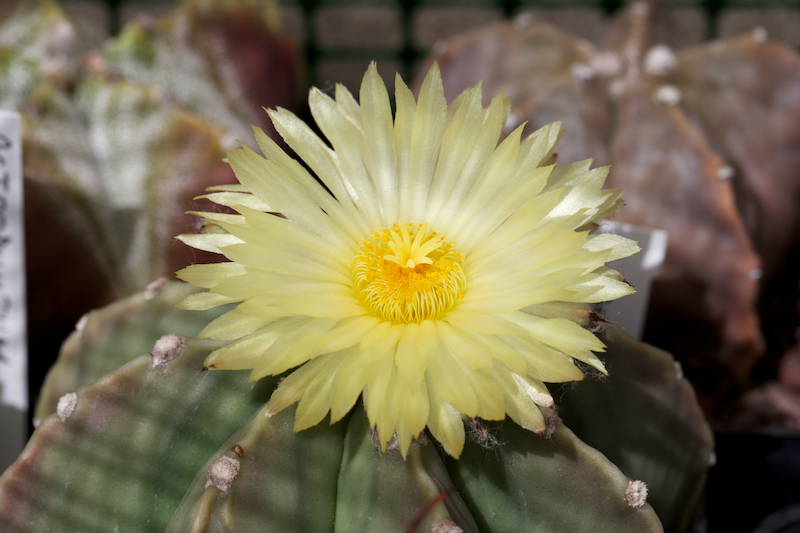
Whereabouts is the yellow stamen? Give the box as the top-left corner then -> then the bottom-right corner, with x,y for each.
353,222 -> 466,324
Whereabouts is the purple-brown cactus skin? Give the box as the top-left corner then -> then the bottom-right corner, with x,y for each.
416,0 -> 800,425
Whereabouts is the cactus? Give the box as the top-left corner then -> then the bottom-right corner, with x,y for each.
3,53 -> 713,532
419,0 -> 800,425
1,282 -> 711,532
0,0 -> 300,403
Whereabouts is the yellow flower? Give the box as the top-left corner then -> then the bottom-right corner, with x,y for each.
176,62 -> 639,458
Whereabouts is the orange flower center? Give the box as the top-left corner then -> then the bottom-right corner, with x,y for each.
353,221 -> 465,324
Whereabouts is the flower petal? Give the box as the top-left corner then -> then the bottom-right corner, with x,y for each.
426,385 -> 465,458
402,62 -> 447,223
360,63 -> 399,224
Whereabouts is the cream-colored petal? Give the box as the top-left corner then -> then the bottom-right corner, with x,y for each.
197,191 -> 271,211
265,348 -> 351,418
500,335 -> 586,383
251,126 -> 365,246
444,310 -> 530,338
424,84 -> 485,222
459,268 -> 583,314
189,211 -> 246,227
360,63 -> 398,224
198,308 -> 275,340
231,206 -> 353,277
455,165 -> 553,256
270,293 -> 366,319
227,145 -> 353,250
268,107 -> 370,234
364,350 -> 400,449
519,121 -> 562,169
491,362 -> 546,434
309,316 -> 379,356
435,320 -> 493,372
565,269 -> 636,303
335,83 -> 362,128
221,242 -> 353,286
329,333 -> 398,423
204,316 -> 312,370
426,384 -> 465,458
395,381 -> 430,458
176,233 -> 244,255
445,124 -> 523,239
466,366 -> 506,421
209,271 -> 353,302
432,91 -> 506,231
583,233 -> 641,261
176,291 -> 237,311
403,62 -> 447,224
426,350 -> 478,416
504,312 -> 606,357
394,74 -> 416,222
205,183 -> 251,192
249,317 -> 339,380
294,350 -> 350,431
521,301 -> 594,325
176,263 -> 247,289
309,88 -> 383,229
444,319 -> 527,375
463,188 -> 564,266
545,159 -> 593,189
360,321 -> 402,351
467,227 -> 587,291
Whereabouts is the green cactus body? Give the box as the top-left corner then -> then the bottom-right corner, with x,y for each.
0,286 -> 710,532
34,282 -> 232,422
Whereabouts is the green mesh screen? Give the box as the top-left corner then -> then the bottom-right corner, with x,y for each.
59,0 -> 800,95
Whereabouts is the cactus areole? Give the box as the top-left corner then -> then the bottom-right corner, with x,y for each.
177,62 -> 640,459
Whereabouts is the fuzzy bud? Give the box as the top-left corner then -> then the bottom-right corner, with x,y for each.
57,393 -> 77,422
626,480 -> 648,509
206,456 -> 240,493
151,333 -> 186,368
432,520 -> 463,533
144,277 -> 169,300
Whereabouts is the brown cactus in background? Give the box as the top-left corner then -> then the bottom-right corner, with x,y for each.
417,0 -> 800,425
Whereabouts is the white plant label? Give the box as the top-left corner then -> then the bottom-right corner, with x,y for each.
0,110 -> 27,472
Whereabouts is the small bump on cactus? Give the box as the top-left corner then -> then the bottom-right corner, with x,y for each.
151,333 -> 186,368
204,456 -> 240,493
55,392 -> 76,422
626,480 -> 649,509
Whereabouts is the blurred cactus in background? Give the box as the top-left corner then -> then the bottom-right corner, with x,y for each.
0,281 -> 713,532
0,0 -> 302,405
418,0 -> 800,427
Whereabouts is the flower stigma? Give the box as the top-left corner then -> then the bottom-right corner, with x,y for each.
353,221 -> 465,324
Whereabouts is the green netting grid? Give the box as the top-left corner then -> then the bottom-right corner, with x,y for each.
64,0 -> 800,90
